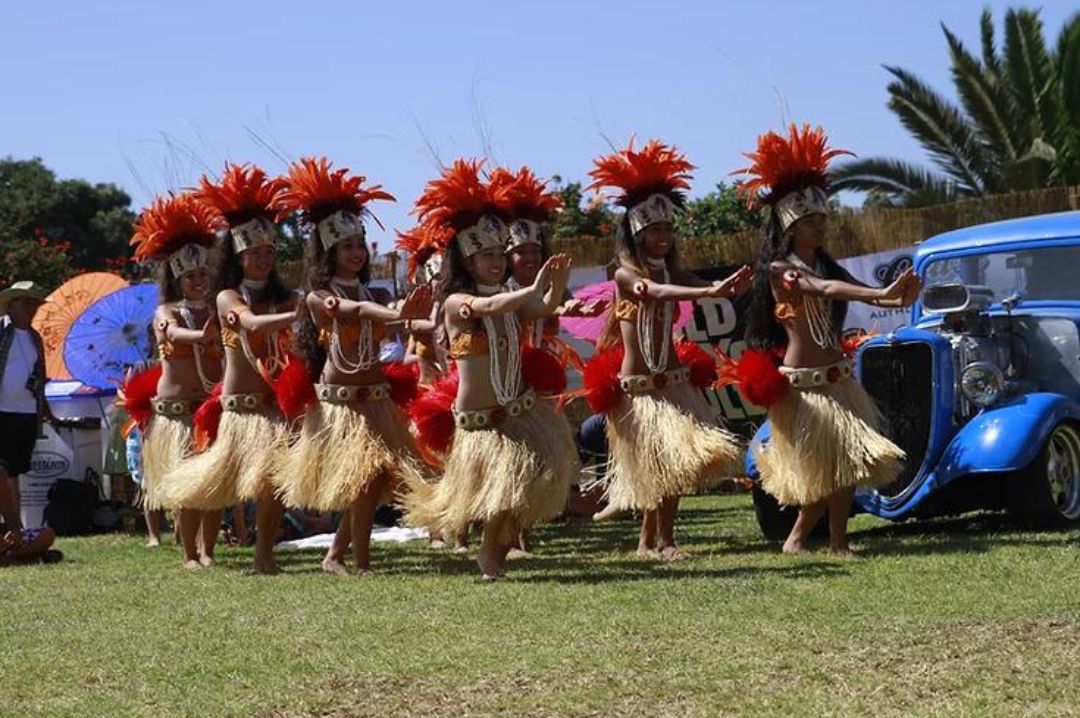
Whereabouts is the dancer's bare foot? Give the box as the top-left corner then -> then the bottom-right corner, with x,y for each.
782,539 -> 812,555
828,545 -> 861,559
321,557 -> 350,576
249,558 -> 279,575
636,545 -> 659,559
429,538 -> 446,550
183,559 -> 202,570
353,567 -> 372,577
592,504 -> 626,522
506,547 -> 532,560
658,545 -> 690,562
198,555 -> 215,568
477,544 -> 501,579
453,543 -> 469,554
146,537 -> 161,548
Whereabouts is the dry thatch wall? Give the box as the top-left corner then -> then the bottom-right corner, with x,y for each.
552,185 -> 1080,269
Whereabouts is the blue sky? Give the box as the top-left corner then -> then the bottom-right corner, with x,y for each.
2,1 -> 1075,251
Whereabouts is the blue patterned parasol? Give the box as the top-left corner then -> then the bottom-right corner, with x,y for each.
63,283 -> 160,389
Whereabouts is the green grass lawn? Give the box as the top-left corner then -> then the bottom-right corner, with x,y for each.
3,493 -> 1079,717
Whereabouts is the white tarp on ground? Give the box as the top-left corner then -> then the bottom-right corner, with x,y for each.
276,526 -> 429,550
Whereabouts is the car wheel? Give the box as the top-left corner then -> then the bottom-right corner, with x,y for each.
1006,422 -> 1080,528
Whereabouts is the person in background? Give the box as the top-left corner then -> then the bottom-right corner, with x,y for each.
0,281 -> 58,552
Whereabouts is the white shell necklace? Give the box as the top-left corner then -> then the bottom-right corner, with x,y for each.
238,280 -> 287,375
178,298 -> 217,393
328,278 -> 377,374
638,258 -> 673,374
477,283 -> 523,405
785,253 -> 839,351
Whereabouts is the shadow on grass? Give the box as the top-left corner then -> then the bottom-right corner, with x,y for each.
849,512 -> 1078,557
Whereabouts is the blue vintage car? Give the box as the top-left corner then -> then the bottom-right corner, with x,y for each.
747,210 -> 1080,539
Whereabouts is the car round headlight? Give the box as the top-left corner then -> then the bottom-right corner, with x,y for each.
960,361 -> 1004,407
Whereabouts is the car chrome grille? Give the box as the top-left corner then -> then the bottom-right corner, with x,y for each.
860,343 -> 934,498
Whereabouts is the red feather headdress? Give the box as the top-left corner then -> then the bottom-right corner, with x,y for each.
587,139 -> 694,235
412,159 -> 504,258
276,156 -> 394,234
395,224 -> 446,284
733,123 -> 852,230
489,166 -> 562,223
587,139 -> 694,207
195,163 -> 283,226
130,192 -> 223,275
489,166 -> 563,250
195,163 -> 285,253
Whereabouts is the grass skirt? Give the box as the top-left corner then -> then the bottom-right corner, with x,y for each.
402,398 -> 579,544
140,413 -> 192,511
757,376 -> 905,506
161,408 -> 284,510
277,398 -> 423,511
605,382 -> 742,511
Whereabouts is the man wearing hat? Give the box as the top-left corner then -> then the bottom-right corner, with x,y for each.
0,280 -> 56,548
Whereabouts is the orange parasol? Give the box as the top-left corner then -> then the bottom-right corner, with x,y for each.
32,272 -> 129,380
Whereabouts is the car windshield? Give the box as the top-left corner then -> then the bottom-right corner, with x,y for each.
923,244 -> 1080,304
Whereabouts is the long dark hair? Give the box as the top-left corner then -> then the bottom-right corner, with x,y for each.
744,212 -> 849,351
596,204 -> 687,351
156,263 -> 182,304
435,242 -> 477,304
212,234 -> 294,305
293,234 -> 373,382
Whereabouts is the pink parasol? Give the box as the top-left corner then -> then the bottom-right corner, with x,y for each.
559,280 -> 694,344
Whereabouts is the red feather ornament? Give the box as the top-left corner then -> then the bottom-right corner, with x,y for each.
271,355 -> 316,421
715,348 -> 790,408
383,360 -> 420,409
193,383 -> 224,452
675,340 -> 718,389
408,372 -> 460,456
522,345 -> 568,396
116,365 -> 163,431
582,346 -> 625,414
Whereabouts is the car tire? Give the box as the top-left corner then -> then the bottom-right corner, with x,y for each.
1006,422 -> 1080,528
751,485 -> 801,542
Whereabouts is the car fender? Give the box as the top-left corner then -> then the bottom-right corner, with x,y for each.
933,392 -> 1080,482
744,422 -> 770,478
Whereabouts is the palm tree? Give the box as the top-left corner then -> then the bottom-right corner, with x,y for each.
831,8 -> 1080,207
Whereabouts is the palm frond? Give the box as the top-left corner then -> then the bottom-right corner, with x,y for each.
1052,12 -> 1080,184
1003,8 -> 1060,141
830,157 -> 961,207
943,23 -> 1019,170
884,66 -> 993,194
980,8 -> 1004,79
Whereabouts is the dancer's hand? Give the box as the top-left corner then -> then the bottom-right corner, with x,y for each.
900,273 -> 923,308
547,254 -> 573,291
880,268 -> 915,302
199,316 -> 219,344
398,286 -> 434,321
532,254 -> 568,293
708,265 -> 753,298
